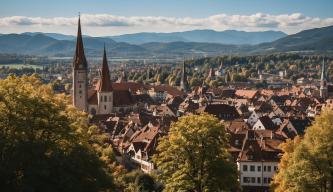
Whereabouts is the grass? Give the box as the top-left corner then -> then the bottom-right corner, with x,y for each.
0,64 -> 43,69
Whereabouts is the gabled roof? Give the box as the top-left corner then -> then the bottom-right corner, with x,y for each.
256,116 -> 276,130
199,104 -> 239,119
238,130 -> 283,162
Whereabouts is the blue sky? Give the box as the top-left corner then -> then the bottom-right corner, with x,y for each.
0,0 -> 333,35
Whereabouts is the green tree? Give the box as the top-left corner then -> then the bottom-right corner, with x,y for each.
190,77 -> 202,87
134,173 -> 156,192
153,113 -> 238,192
272,110 -> 333,192
0,75 -> 114,192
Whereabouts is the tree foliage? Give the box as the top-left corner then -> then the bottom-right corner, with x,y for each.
153,113 -> 238,192
0,75 -> 114,192
272,110 -> 333,192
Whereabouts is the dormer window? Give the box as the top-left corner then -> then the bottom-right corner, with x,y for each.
235,139 -> 239,146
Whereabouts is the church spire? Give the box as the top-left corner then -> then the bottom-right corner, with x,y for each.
320,58 -> 328,99
180,60 -> 189,92
99,45 -> 113,92
72,14 -> 88,112
73,14 -> 87,70
321,58 -> 326,81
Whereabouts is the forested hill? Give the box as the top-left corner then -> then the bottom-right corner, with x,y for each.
0,25 -> 332,57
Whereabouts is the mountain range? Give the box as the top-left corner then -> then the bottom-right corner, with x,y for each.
108,30 -> 287,45
0,26 -> 332,57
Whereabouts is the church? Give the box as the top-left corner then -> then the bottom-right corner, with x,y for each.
72,16 -> 137,115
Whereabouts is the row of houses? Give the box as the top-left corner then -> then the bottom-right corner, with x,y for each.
89,82 -> 331,192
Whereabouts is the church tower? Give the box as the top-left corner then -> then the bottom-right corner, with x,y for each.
320,58 -> 328,99
180,60 -> 189,92
97,46 -> 113,114
73,15 -> 88,111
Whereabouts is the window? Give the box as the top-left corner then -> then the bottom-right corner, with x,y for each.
79,90 -> 82,94
100,96 -> 103,102
243,165 -> 248,171
250,165 -> 255,172
257,177 -> 261,184
274,166 -> 278,171
251,177 -> 255,183
263,166 -> 267,172
104,105 -> 106,110
257,166 -> 261,172
268,166 -> 271,172
243,177 -> 250,183
104,96 -> 107,102
235,139 -> 239,146
264,177 -> 268,184
268,178 -> 272,183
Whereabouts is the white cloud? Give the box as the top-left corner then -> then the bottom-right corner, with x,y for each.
0,13 -> 333,35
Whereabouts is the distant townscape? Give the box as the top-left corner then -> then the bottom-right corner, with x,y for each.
1,14 -> 333,192
69,16 -> 331,191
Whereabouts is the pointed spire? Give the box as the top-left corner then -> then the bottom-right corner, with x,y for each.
219,60 -> 223,70
180,60 -> 189,92
181,60 -> 186,81
321,58 -> 326,81
99,45 -> 113,92
73,14 -> 87,70
320,57 -> 328,99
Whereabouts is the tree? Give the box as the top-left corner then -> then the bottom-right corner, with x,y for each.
0,75 -> 114,192
272,110 -> 333,192
153,113 -> 238,192
271,136 -> 302,192
134,173 -> 156,192
190,77 -> 202,87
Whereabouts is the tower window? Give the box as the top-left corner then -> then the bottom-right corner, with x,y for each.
104,96 -> 107,102
79,90 -> 82,94
79,84 -> 82,88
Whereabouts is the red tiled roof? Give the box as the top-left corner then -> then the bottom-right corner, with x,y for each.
112,82 -> 151,92
113,90 -> 136,106
87,89 -> 136,106
235,90 -> 258,99
151,85 -> 185,97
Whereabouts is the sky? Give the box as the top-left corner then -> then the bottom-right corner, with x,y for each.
0,0 -> 333,36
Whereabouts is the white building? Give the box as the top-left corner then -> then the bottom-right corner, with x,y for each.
237,130 -> 283,192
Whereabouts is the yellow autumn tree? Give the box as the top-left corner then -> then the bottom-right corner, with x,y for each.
0,75 -> 114,192
272,110 -> 333,192
153,113 -> 238,192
